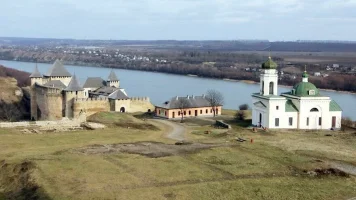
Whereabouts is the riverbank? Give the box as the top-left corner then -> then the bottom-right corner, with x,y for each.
228,78 -> 356,95
1,59 -> 356,120
2,58 -> 355,94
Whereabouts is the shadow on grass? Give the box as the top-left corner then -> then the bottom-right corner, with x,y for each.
0,160 -> 52,200
114,122 -> 160,131
226,119 -> 252,128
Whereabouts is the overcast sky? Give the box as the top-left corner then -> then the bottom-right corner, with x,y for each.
1,0 -> 356,41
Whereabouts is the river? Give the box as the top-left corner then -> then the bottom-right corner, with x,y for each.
1,60 -> 356,120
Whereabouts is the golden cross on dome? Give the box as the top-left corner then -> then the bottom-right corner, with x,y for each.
304,65 -> 307,72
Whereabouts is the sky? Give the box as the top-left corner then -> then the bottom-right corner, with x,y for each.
0,0 -> 356,41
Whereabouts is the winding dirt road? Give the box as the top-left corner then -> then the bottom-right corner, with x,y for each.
151,119 -> 186,141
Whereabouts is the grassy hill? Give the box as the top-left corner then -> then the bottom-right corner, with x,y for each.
0,110 -> 355,199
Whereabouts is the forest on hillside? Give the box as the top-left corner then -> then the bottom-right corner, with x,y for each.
0,65 -> 30,86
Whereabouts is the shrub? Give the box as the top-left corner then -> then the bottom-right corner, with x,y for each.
239,104 -> 249,111
235,110 -> 246,121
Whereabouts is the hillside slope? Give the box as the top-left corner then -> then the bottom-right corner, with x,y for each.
0,64 -> 30,87
0,77 -> 30,121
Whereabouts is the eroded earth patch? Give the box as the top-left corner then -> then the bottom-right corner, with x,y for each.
73,142 -> 235,158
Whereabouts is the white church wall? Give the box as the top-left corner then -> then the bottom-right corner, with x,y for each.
269,112 -> 298,129
298,99 -> 332,129
252,97 -> 270,127
329,111 -> 342,129
252,107 -> 268,127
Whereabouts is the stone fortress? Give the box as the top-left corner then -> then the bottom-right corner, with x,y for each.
30,60 -> 154,121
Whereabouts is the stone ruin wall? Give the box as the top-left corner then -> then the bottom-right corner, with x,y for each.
129,97 -> 155,113
31,84 -> 63,121
73,98 -> 110,118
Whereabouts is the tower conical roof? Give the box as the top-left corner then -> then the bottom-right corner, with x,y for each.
64,74 -> 83,91
45,59 -> 72,77
29,64 -> 42,78
108,69 -> 119,81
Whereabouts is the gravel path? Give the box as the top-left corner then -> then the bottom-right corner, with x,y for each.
151,119 -> 186,141
329,161 -> 356,176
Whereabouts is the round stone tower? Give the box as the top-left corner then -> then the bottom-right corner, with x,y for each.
63,74 -> 84,118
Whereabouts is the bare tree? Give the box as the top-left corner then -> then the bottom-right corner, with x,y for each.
205,89 -> 224,117
177,98 -> 189,122
235,110 -> 246,121
0,101 -> 21,122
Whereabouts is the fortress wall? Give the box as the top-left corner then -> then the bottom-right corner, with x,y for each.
73,98 -> 110,118
129,97 -> 155,113
31,84 -> 63,121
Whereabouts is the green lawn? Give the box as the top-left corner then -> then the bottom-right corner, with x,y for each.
1,112 -> 356,200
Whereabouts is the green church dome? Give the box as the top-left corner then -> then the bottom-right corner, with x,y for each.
262,57 -> 278,69
292,82 -> 319,97
302,71 -> 309,78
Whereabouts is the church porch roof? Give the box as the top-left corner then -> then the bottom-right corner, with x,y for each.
285,100 -> 299,112
253,101 -> 267,108
329,100 -> 342,112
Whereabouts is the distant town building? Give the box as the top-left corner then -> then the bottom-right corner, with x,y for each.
333,64 -> 340,69
314,72 -> 321,77
252,57 -> 342,130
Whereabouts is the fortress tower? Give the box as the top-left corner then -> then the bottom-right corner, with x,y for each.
63,74 -> 84,118
107,69 -> 120,88
43,59 -> 72,86
29,64 -> 43,86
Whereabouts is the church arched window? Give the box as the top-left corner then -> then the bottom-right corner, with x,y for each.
310,108 -> 319,112
269,82 -> 274,95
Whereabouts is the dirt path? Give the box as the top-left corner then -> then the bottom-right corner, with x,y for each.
151,119 -> 186,141
329,161 -> 356,176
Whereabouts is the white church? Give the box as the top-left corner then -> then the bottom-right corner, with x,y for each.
252,57 -> 342,130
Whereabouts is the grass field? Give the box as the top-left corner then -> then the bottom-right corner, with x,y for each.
1,111 -> 356,200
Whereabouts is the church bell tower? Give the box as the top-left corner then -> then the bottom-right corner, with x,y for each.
260,57 -> 278,96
